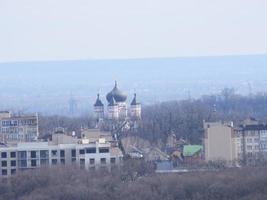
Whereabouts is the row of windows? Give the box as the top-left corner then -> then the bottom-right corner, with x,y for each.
1,160 -> 16,167
0,157 -> 118,176
51,150 -> 65,157
1,152 -> 16,158
1,119 -> 37,127
246,138 -> 260,143
246,145 -> 259,151
78,148 -> 109,155
1,147 -> 110,160
1,157 -> 117,168
1,169 -> 16,176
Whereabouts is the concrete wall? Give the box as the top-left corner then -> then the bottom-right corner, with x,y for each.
204,122 -> 237,163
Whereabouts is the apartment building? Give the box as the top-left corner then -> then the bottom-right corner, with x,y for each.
236,123 -> 267,162
204,119 -> 267,165
0,111 -> 39,142
0,131 -> 123,176
203,121 -> 237,164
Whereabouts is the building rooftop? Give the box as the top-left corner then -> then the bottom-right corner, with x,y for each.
82,129 -> 113,141
183,145 -> 202,157
94,94 -> 104,107
242,124 -> 267,131
106,81 -> 127,103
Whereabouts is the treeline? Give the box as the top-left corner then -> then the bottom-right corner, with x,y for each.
39,89 -> 267,145
135,89 -> 267,144
1,164 -> 267,200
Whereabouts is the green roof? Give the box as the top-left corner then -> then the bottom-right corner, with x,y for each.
183,145 -> 202,157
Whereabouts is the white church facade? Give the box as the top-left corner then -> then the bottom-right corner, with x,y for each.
94,81 -> 141,121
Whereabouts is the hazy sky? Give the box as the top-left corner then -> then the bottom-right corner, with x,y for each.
1,0 -> 267,62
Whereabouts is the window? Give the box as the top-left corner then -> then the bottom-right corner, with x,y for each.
247,138 -> 253,143
18,151 -> 27,159
90,158 -> 95,165
247,152 -> 253,157
51,150 -> 58,157
40,159 -> 49,166
254,138 -> 259,143
2,169 -> 7,176
60,150 -> 65,158
60,159 -> 65,164
11,160 -> 16,167
1,161 -> 7,167
247,145 -> 253,150
79,149 -> 85,155
10,152 -> 16,158
11,169 -> 16,175
71,149 -> 76,157
80,159 -> 85,169
100,158 -> 106,164
86,148 -> 96,154
1,152 -> 7,158
40,150 -> 49,159
18,160 -> 27,168
99,148 -> 109,153
31,160 -> 37,167
110,158 -> 116,164
31,151 -> 37,158
71,158 -> 76,163
52,159 -> 57,165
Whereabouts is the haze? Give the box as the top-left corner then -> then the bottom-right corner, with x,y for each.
0,55 -> 267,115
1,0 -> 267,62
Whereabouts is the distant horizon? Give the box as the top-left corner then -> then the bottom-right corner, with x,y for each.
1,53 -> 267,64
1,54 -> 267,115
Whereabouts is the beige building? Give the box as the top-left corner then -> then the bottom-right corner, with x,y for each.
204,121 -> 238,164
204,118 -> 267,165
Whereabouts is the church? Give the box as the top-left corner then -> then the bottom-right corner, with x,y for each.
94,81 -> 141,121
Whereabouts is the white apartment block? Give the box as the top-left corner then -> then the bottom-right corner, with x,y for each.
0,133 -> 123,176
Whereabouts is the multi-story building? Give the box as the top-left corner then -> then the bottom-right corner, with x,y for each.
0,130 -> 123,176
204,119 -> 267,165
235,122 -> 267,163
0,112 -> 39,143
203,121 -> 238,164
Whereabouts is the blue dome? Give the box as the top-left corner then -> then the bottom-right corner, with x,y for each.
106,81 -> 127,103
94,94 -> 104,107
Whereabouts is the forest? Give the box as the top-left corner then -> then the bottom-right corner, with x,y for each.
0,161 -> 267,200
39,89 -> 267,145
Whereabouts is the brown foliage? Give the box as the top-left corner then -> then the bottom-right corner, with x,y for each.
1,165 -> 267,200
